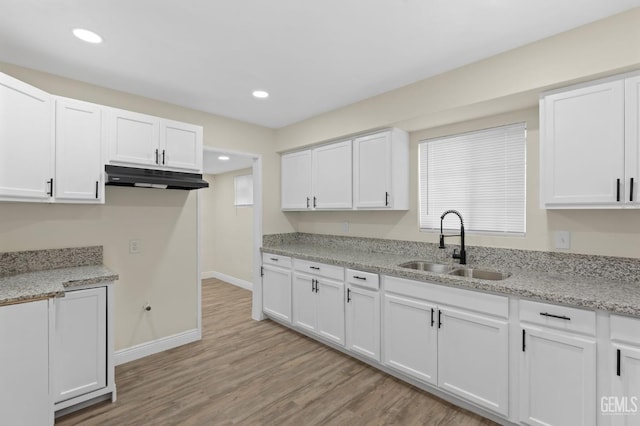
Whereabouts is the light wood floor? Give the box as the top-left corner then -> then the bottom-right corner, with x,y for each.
57,279 -> 497,425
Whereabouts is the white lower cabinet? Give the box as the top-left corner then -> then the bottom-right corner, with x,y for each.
520,300 -> 597,426
346,284 -> 381,361
262,255 -> 292,323
53,287 -> 107,404
437,306 -> 509,416
0,300 -> 51,426
610,315 -> 640,426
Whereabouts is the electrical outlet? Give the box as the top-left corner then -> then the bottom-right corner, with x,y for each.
554,231 -> 571,250
342,222 -> 349,233
129,239 -> 141,254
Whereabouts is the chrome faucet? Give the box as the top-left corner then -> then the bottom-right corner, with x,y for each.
439,210 -> 466,265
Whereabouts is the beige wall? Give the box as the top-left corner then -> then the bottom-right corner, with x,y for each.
280,8 -> 640,259
0,62 -> 292,351
201,170 -> 254,282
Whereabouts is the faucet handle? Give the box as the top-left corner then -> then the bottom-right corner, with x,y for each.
452,248 -> 460,259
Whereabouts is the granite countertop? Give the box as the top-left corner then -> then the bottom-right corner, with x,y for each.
262,242 -> 640,317
0,265 -> 119,306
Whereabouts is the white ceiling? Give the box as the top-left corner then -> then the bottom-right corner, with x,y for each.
203,149 -> 254,175
1,1 -> 639,129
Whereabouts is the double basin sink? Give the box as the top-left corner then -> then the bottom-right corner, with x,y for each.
398,260 -> 510,281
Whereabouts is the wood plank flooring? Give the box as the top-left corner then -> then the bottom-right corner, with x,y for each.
57,279 -> 497,425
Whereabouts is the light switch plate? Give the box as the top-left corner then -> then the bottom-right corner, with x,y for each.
341,222 -> 349,233
554,231 -> 571,250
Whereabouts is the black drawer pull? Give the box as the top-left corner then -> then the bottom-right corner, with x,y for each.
540,312 -> 571,321
309,266 -> 320,270
270,258 -> 279,262
353,276 -> 367,281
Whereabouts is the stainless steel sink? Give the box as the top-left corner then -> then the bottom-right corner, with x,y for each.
448,268 -> 510,281
398,261 -> 454,273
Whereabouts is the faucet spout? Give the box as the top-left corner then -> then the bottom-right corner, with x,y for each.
439,210 -> 466,265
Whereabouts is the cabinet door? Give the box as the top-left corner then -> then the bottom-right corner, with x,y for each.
520,325 -> 596,426
437,307 -> 509,417
108,108 -> 160,167
346,285 -> 380,361
160,119 -> 202,172
611,344 -> 640,426
353,132 -> 391,208
55,97 -> 103,203
281,150 -> 312,210
316,278 -> 345,346
292,273 -> 317,333
625,75 -> 640,205
542,80 -> 625,206
312,141 -> 352,209
0,72 -> 53,201
262,265 -> 292,323
0,300 -> 50,426
383,293 -> 437,385
53,287 -> 107,403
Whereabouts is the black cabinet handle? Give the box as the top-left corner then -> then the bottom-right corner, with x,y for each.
315,280 -> 319,293
309,266 -> 320,270
311,279 -> 316,292
162,150 -> 166,165
522,329 -> 526,352
270,257 -> 278,262
306,197 -> 310,208
313,196 -> 317,208
385,192 -> 389,206
438,310 -> 442,328
430,308 -> 434,327
347,288 -> 351,303
95,181 -> 99,199
47,178 -> 54,196
353,276 -> 367,281
260,266 -> 264,277
617,178 -> 621,202
155,149 -> 159,164
617,349 -> 621,376
631,178 -> 635,202
540,312 -> 571,321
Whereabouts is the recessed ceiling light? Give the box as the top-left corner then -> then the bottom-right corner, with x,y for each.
252,90 -> 269,99
72,28 -> 103,44
218,155 -> 230,161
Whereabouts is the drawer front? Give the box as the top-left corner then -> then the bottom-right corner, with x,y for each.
383,275 -> 508,319
262,253 -> 292,268
610,314 -> 640,345
294,259 -> 344,280
519,299 -> 595,336
346,269 -> 379,290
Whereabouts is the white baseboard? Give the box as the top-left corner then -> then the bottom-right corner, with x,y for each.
202,270 -> 253,291
114,328 -> 200,366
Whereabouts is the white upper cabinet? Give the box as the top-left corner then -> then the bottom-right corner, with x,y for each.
160,119 -> 203,171
54,97 -> 104,203
281,150 -> 312,210
312,140 -> 353,209
353,129 -> 408,210
540,72 -> 640,208
0,72 -> 53,202
107,107 -> 202,172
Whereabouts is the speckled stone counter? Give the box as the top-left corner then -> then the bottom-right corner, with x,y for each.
262,234 -> 640,317
0,247 -> 118,306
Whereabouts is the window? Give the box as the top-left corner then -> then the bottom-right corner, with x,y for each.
234,174 -> 253,206
418,122 -> 526,234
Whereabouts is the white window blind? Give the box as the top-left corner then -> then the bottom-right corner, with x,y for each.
418,122 -> 526,234
234,174 -> 253,206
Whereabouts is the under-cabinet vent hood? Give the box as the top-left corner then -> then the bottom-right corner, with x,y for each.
105,165 -> 209,190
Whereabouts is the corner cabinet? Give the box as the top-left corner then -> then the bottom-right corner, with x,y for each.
0,71 -> 54,202
353,129 -> 409,209
0,299 -> 51,426
540,72 -> 640,208
107,107 -> 203,173
280,128 -> 409,211
54,97 -> 104,203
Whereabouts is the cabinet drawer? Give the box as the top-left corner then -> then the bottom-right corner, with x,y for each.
610,314 -> 640,345
294,259 -> 344,280
262,253 -> 291,268
346,269 -> 379,290
519,300 -> 595,336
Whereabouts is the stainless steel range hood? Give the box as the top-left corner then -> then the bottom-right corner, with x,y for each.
105,165 -> 209,190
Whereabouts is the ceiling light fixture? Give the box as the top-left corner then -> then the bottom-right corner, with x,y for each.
218,155 -> 230,161
72,28 -> 103,44
252,90 -> 269,99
